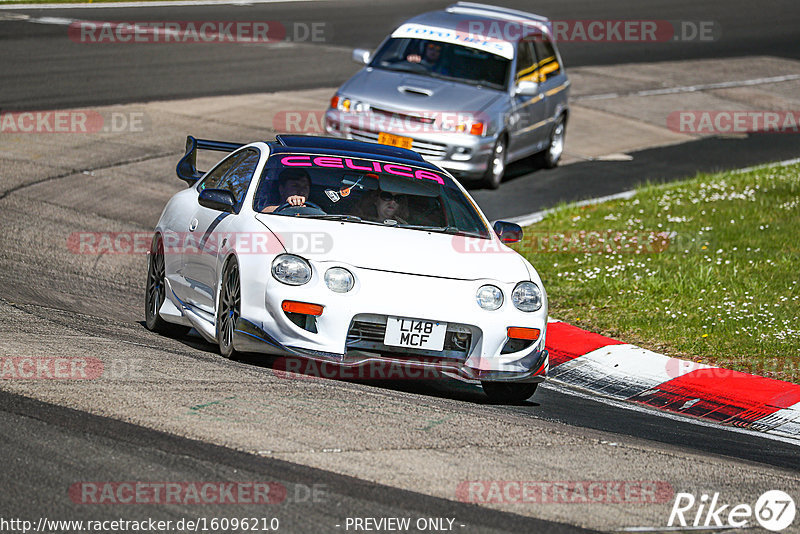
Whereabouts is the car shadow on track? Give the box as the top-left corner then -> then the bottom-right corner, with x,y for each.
140,324 -> 540,406
463,153 -> 548,191
235,352 -> 540,408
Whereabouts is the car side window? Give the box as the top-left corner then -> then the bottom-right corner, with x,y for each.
197,151 -> 246,192
515,40 -> 537,83
216,149 -> 260,205
532,35 -> 561,81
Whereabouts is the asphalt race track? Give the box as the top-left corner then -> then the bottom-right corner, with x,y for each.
0,0 -> 799,532
2,0 -> 800,109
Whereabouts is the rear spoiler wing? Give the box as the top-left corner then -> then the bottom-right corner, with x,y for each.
176,136 -> 244,186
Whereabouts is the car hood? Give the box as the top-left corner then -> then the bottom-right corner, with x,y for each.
340,68 -> 503,115
255,214 -> 529,283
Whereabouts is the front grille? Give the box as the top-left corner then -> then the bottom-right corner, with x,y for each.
347,320 -> 386,343
348,129 -> 448,159
370,107 -> 436,125
346,317 -> 473,360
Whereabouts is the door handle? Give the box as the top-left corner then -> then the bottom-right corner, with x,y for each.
189,218 -> 198,232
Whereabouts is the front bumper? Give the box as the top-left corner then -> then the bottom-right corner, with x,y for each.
234,317 -> 548,384
324,109 -> 496,180
232,257 -> 548,383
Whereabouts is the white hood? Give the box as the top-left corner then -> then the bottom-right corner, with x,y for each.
255,214 -> 530,283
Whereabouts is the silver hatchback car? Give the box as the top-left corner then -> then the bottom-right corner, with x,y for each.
325,2 -> 569,189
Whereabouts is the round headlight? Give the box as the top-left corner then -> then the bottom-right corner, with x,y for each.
512,281 -> 542,312
325,267 -> 354,293
476,285 -> 503,310
271,254 -> 311,286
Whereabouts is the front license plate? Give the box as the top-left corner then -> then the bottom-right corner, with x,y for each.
384,317 -> 447,351
377,132 -> 413,150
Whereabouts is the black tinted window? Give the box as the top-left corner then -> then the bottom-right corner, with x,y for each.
217,149 -> 260,204
253,153 -> 490,238
532,36 -> 561,79
515,41 -> 537,82
198,151 -> 244,191
371,38 -> 510,90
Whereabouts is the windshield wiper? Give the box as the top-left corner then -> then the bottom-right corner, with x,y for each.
423,71 -> 502,90
398,224 -> 487,238
298,214 -> 391,226
377,63 -> 427,75
298,214 -> 363,222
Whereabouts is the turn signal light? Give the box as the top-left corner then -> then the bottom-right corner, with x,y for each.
282,301 -> 324,316
507,327 -> 540,341
469,122 -> 486,136
330,95 -> 340,109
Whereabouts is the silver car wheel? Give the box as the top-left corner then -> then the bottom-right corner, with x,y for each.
218,258 -> 241,360
145,235 -> 189,337
549,120 -> 565,162
483,137 -> 506,189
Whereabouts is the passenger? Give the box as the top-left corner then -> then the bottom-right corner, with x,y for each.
362,189 -> 409,224
261,168 -> 311,213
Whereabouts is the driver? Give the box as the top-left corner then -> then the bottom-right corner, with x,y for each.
262,168 -> 311,213
407,41 -> 443,69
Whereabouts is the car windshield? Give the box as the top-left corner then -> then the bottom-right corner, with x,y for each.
370,38 -> 510,90
253,152 -> 491,238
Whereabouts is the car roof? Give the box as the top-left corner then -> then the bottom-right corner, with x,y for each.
270,135 -> 445,174
404,2 -> 551,38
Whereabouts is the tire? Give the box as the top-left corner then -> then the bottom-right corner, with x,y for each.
482,135 -> 507,189
539,115 -> 566,169
481,381 -> 538,404
217,257 -> 242,360
145,235 -> 190,337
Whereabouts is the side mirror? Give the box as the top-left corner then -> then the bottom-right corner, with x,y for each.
492,221 -> 523,243
199,188 -> 236,213
515,80 -> 539,96
352,48 -> 371,65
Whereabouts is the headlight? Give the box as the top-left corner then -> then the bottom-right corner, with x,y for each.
512,281 -> 542,312
334,97 -> 367,113
476,285 -> 503,310
324,267 -> 354,293
271,254 -> 311,286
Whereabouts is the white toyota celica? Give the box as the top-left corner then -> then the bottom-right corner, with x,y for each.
146,135 -> 548,403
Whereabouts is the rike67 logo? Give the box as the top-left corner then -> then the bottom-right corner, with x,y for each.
669,490 -> 796,531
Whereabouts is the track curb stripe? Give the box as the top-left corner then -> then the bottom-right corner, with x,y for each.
545,323 -> 800,438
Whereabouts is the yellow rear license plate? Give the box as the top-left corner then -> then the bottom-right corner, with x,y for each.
378,132 -> 413,150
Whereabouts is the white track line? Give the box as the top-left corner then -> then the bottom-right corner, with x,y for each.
0,0 -> 322,9
506,157 -> 800,225
574,74 -> 800,102
506,190 -> 636,226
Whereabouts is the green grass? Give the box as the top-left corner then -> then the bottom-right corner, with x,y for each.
513,162 -> 800,383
